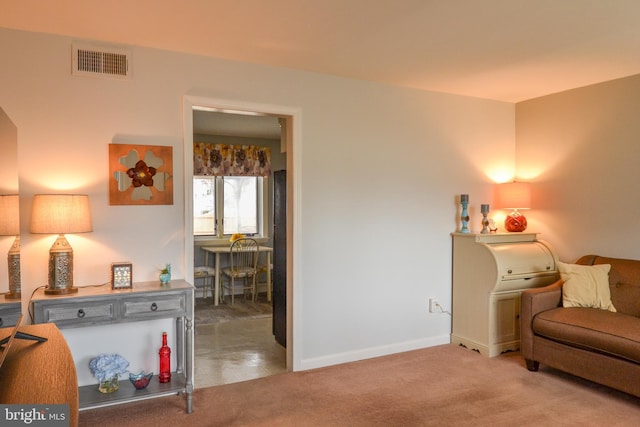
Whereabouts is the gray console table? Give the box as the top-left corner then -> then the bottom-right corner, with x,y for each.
31,280 -> 194,413
0,295 -> 21,327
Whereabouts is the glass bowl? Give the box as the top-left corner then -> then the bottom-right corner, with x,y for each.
129,371 -> 153,390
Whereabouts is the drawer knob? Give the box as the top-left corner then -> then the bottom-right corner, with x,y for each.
77,309 -> 86,318
151,303 -> 158,312
507,269 -> 513,274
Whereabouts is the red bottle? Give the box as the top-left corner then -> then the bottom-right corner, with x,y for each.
159,331 -> 171,383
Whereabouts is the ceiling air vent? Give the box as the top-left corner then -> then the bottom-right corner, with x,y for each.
72,43 -> 131,80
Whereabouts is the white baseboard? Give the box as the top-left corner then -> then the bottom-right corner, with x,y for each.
297,334 -> 451,371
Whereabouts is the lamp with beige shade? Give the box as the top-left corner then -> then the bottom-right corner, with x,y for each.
30,194 -> 92,295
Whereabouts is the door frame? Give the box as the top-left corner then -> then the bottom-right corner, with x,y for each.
182,95 -> 301,371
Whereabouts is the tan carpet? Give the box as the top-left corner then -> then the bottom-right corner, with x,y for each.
79,344 -> 640,426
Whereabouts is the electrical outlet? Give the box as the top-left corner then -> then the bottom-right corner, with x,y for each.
429,298 -> 439,313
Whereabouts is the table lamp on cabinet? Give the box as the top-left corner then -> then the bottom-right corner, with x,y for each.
30,194 -> 92,295
0,194 -> 20,299
495,182 -> 531,232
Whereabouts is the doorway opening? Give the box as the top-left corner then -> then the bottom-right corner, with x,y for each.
182,96 -> 297,388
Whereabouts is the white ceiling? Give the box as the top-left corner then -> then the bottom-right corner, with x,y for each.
193,110 -> 282,139
3,1 -> 640,103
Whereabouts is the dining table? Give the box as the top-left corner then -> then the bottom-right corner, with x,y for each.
200,244 -> 273,306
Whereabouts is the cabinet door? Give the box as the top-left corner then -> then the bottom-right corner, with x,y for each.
490,293 -> 520,344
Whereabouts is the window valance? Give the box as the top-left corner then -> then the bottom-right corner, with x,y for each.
194,142 -> 271,177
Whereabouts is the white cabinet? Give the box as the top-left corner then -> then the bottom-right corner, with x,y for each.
451,233 -> 558,357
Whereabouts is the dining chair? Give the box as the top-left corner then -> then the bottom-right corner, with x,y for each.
256,259 -> 273,302
221,238 -> 259,304
194,265 -> 216,299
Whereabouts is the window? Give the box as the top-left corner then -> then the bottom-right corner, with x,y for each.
194,176 -> 266,237
193,177 -> 215,234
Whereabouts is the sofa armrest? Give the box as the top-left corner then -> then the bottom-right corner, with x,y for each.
520,280 -> 563,362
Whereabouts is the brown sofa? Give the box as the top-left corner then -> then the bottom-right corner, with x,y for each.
520,255 -> 640,397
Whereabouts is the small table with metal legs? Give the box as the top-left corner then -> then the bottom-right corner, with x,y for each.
201,245 -> 272,306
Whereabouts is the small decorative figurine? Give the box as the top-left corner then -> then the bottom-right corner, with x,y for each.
159,264 -> 171,284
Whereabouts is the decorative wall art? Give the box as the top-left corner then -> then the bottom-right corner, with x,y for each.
109,144 -> 173,205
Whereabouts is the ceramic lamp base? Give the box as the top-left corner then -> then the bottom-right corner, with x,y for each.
46,235 -> 77,294
7,237 -> 21,299
505,211 -> 527,232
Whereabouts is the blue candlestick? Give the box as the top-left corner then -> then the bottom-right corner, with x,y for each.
460,194 -> 470,233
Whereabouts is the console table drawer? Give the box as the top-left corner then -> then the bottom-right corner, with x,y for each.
0,300 -> 21,327
38,302 -> 116,327
0,313 -> 21,328
123,294 -> 186,320
0,311 -> 21,328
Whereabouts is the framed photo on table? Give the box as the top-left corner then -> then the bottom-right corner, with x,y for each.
111,262 -> 133,289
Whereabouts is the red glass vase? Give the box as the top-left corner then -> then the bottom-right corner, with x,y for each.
159,331 -> 171,383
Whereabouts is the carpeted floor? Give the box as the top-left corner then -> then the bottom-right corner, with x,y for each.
194,295 -> 272,326
79,344 -> 640,426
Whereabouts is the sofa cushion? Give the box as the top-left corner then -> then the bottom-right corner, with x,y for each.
533,307 -> 640,363
579,256 -> 640,317
559,262 -> 616,312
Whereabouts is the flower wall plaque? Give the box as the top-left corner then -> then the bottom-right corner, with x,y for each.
109,144 -> 173,205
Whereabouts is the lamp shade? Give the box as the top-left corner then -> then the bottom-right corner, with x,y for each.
30,194 -> 93,234
495,182 -> 531,210
0,194 -> 19,236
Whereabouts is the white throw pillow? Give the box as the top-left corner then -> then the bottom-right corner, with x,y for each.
559,261 -> 616,312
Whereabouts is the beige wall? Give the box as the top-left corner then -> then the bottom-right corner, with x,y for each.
516,74 -> 640,262
1,26 -> 515,379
